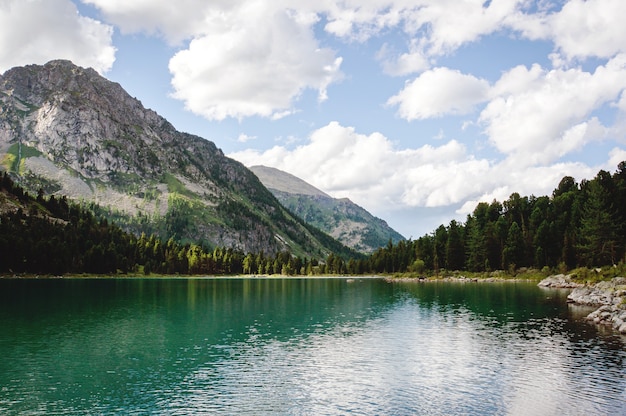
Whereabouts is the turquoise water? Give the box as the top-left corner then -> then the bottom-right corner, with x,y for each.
0,278 -> 624,415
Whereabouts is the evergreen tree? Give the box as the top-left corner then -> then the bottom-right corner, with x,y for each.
503,222 -> 525,270
445,220 -> 465,270
579,173 -> 619,266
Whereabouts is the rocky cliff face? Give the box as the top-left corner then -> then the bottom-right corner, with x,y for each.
249,165 -> 404,253
0,60 -> 351,258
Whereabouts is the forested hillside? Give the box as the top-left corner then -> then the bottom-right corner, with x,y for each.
0,60 -> 356,258
345,162 -> 626,275
5,161 -> 626,277
249,165 -> 404,253
0,172 -> 328,276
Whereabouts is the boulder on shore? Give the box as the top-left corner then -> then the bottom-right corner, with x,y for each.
540,275 -> 626,334
566,277 -> 626,306
537,274 -> 582,288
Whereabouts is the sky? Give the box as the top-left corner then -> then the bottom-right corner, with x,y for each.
2,0 -> 626,239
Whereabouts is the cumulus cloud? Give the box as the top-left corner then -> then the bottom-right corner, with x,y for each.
402,0 -> 524,55
323,0 -> 522,50
229,121 -> 602,221
0,0 -> 115,73
168,3 -> 343,121
333,0 -> 526,75
81,0 -> 212,44
321,0 -> 404,42
608,147 -> 626,169
480,55 -> 626,163
541,0 -> 626,62
237,133 -> 257,143
76,0 -> 626,125
83,0 -> 343,121
387,67 -> 490,119
378,39 -> 430,76
334,0 -> 626,76
387,54 -> 626,168
455,161 -> 596,216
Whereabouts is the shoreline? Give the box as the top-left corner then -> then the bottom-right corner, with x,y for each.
384,275 -> 537,283
539,274 -> 626,334
0,273 -> 385,280
5,272 -> 625,334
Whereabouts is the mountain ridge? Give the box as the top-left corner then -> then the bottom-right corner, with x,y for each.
249,165 -> 404,253
0,60 -> 356,258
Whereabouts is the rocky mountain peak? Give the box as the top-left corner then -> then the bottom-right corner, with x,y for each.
250,165 -> 329,197
249,165 -> 404,253
0,60 -> 196,183
0,60 -> 356,257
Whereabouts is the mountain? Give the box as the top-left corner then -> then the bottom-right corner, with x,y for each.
0,60 -> 355,258
249,165 -> 404,253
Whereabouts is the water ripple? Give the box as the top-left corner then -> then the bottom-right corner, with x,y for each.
1,279 -> 624,415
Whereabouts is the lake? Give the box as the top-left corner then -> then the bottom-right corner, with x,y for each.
0,277 -> 624,415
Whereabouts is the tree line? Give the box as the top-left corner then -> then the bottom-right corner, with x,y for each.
3,161 -> 626,276
0,172 -> 323,276
347,162 -> 626,275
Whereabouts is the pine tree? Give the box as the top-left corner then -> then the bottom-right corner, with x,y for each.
445,220 -> 464,271
579,174 -> 619,266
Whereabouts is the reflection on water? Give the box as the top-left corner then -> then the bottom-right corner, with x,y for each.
0,278 -> 624,415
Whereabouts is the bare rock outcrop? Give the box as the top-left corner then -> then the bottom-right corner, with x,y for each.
537,273 -> 583,288
0,60 -> 354,257
567,277 -> 626,334
539,275 -> 626,334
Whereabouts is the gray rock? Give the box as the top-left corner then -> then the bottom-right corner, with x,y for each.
568,277 -> 626,333
0,60 -> 351,257
538,274 -> 582,288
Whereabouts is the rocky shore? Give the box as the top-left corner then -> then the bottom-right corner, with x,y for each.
539,274 -> 626,334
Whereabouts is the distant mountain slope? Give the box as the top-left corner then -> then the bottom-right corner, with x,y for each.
0,60 -> 355,258
249,165 -> 404,253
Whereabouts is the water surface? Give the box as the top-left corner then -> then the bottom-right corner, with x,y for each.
0,278 -> 624,415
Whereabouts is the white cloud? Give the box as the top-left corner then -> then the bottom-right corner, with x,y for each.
388,56 -> 626,169
480,55 -> 626,163
0,0 -> 115,73
334,0 -> 626,76
378,38 -> 430,76
168,2 -> 343,121
329,0 -> 527,74
230,121 -> 490,213
455,161 -> 597,217
81,0 -> 215,44
402,0 -> 524,55
387,67 -> 490,120
75,0 -> 626,126
83,1 -> 344,120
237,133 -> 257,143
229,121 -> 609,226
547,0 -> 626,61
321,0 -> 405,42
322,0 -> 522,51
607,147 -> 626,169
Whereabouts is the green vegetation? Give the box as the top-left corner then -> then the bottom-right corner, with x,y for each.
4,156 -> 626,278
2,143 -> 42,173
0,173 -> 330,276
344,161 -> 626,277
270,190 -> 404,253
21,171 -> 62,195
161,173 -> 196,198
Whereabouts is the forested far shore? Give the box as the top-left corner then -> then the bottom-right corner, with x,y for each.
0,172 -> 324,276
2,161 -> 626,278
357,161 -> 626,276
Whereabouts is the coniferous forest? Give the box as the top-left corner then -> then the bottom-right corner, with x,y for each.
0,171 -> 322,275
2,161 -> 626,276
355,162 -> 626,275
